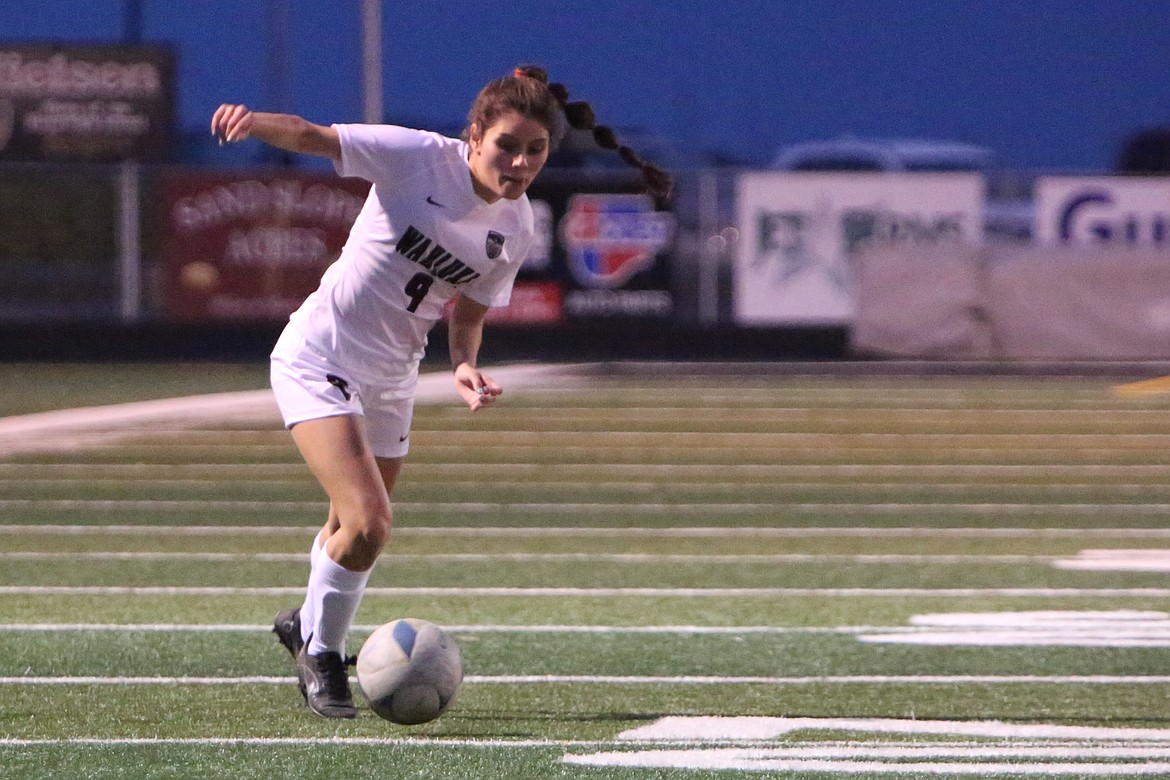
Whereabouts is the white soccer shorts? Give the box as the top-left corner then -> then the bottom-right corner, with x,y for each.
269,325 -> 418,459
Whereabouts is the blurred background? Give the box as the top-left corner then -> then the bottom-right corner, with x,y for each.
2,1 -> 1169,363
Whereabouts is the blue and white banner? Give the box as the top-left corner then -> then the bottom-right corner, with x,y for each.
1035,176 -> 1170,247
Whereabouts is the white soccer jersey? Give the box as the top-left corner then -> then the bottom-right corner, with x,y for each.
287,124 -> 533,384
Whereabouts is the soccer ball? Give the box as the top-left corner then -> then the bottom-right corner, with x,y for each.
356,618 -> 463,724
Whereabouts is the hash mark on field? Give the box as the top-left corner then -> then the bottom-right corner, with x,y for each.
859,610 -> 1170,647
1054,549 -> 1170,572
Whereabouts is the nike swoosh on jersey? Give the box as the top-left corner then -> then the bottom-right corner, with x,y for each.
426,195 -> 445,207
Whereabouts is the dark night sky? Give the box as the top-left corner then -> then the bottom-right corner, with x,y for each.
4,0 -> 1168,170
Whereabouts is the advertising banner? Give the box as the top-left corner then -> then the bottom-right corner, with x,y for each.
1034,176 -> 1170,248
161,172 -> 369,322
0,43 -> 174,162
735,172 -> 983,325
557,193 -> 676,318
445,187 -> 677,326
525,171 -> 678,322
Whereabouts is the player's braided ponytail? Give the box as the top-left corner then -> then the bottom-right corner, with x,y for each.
540,71 -> 674,200
467,65 -> 674,200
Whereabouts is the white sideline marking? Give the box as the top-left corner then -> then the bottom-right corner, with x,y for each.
0,391 -> 278,435
0,364 -> 565,456
860,610 -> 1170,647
5,585 -> 1170,597
1055,549 -> 1170,572
3,524 -> 1170,538
5,675 -> 1170,686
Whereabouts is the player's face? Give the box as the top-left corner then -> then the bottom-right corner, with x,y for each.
468,111 -> 550,202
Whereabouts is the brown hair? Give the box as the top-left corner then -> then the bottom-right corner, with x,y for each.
465,65 -> 673,199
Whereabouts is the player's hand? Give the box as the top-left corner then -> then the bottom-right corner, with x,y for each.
454,363 -> 502,412
211,103 -> 254,144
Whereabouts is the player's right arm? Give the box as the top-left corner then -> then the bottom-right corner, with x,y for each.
211,104 -> 341,162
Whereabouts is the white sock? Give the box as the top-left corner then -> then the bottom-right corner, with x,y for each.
302,543 -> 372,658
297,531 -> 328,647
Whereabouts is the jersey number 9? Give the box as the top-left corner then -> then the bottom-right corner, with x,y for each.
404,272 -> 435,313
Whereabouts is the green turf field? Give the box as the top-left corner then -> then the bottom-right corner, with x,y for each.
2,364 -> 1170,778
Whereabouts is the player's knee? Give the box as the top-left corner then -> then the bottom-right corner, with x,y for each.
354,511 -> 392,554
335,495 -> 392,558
349,501 -> 392,553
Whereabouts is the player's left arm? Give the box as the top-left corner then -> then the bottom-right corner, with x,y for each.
449,294 -> 501,412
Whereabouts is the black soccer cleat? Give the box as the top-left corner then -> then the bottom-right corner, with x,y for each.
272,607 -> 304,660
275,609 -> 358,718
295,640 -> 359,719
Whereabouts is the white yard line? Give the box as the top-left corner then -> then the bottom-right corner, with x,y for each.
0,622 -> 916,635
5,499 -> 1170,515
8,735 -> 1140,748
3,674 -> 1168,686
7,480 -> 1170,495
3,524 -> 1170,538
0,551 -> 1054,563
3,585 -> 1169,597
0,524 -> 319,535
0,735 -> 603,748
6,463 -> 1170,478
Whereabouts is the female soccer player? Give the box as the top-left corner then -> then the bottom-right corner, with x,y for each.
211,66 -> 670,718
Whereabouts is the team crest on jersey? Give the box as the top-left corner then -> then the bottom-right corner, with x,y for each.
560,194 -> 675,288
485,230 -> 505,260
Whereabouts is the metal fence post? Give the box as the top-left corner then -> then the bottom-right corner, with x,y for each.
118,161 -> 142,323
697,167 -> 720,326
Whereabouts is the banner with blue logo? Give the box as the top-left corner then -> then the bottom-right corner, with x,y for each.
522,176 -> 677,320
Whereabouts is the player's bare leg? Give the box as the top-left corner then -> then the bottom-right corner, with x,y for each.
272,414 -> 403,718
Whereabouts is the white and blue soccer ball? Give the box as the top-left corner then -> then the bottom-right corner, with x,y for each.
356,618 -> 463,724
